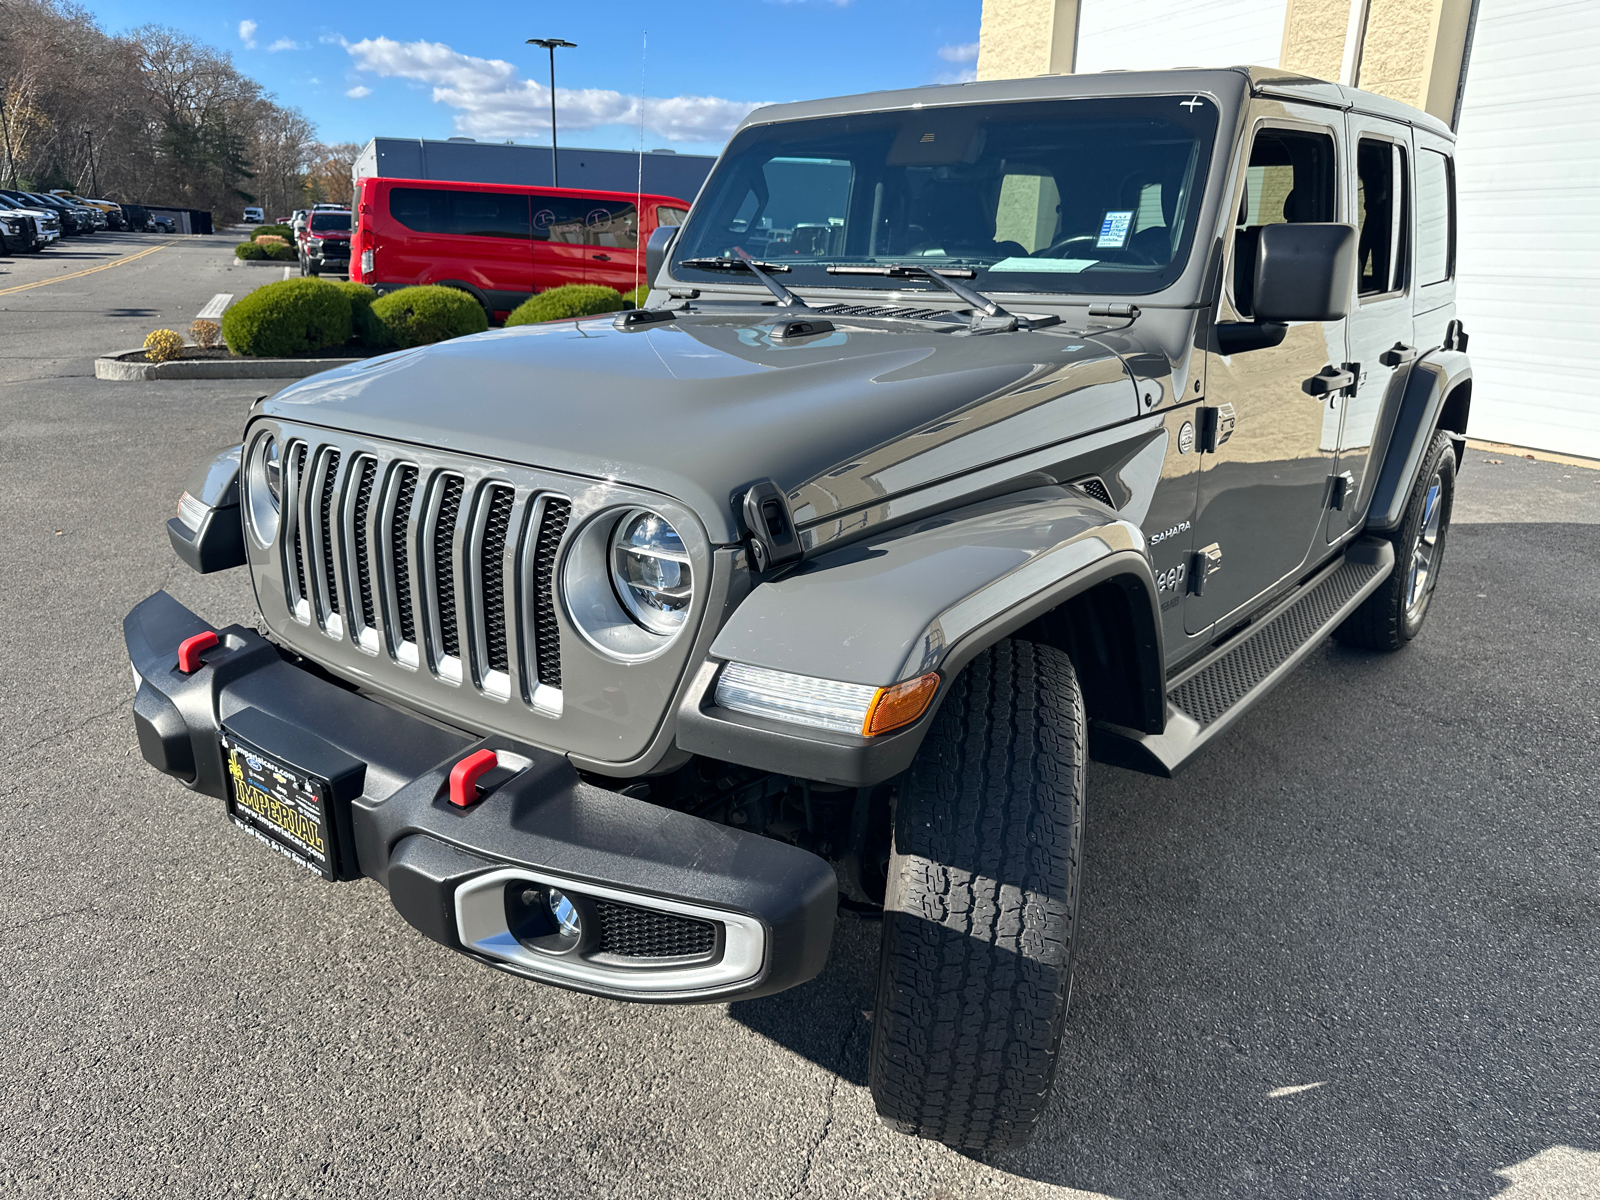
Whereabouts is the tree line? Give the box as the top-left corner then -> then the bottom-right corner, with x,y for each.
0,0 -> 360,218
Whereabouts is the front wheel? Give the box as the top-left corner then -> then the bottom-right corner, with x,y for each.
868,638 -> 1085,1153
1336,428 -> 1457,651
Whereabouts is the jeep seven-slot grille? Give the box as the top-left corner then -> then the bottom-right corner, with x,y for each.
481,486 -> 515,673
280,443 -> 570,706
390,466 -> 418,644
532,499 -> 571,689
352,458 -> 377,629
318,450 -> 341,615
433,474 -> 465,658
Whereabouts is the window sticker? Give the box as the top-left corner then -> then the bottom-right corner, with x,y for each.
1097,210 -> 1133,249
989,257 -> 1096,273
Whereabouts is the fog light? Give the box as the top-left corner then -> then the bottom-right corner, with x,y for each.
547,888 -> 582,939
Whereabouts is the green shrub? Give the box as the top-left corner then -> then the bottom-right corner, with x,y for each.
222,278 -> 353,357
371,285 -> 488,348
623,285 -> 650,309
251,224 -> 294,241
234,241 -> 265,260
264,242 -> 296,261
330,281 -> 392,350
505,284 -> 625,326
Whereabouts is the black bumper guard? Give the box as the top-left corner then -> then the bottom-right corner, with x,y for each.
124,590 -> 837,1002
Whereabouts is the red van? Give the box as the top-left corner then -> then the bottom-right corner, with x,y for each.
350,176 -> 691,318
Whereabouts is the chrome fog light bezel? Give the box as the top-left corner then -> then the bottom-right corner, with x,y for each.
244,433 -> 282,548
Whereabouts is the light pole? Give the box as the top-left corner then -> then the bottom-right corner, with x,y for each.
525,38 -> 576,187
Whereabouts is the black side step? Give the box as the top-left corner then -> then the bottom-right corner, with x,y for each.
1090,536 -> 1395,777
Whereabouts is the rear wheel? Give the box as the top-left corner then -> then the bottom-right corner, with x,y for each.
1336,429 -> 1456,651
868,638 -> 1085,1153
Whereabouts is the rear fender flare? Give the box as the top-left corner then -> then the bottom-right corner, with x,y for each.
1367,349 -> 1472,533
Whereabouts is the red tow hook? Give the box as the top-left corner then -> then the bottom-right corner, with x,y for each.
176,630 -> 219,674
448,749 -> 499,808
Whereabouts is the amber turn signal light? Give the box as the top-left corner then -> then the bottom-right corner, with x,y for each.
862,673 -> 939,737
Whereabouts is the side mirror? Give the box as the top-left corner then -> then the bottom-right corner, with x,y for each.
1253,222 -> 1356,323
645,225 -> 678,294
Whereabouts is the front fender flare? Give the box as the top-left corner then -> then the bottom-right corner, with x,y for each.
675,487 -> 1163,786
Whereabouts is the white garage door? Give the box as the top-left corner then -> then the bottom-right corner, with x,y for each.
1074,0 -> 1286,74
1454,0 -> 1600,458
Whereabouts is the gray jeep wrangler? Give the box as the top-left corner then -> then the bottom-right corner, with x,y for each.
128,66 -> 1471,1152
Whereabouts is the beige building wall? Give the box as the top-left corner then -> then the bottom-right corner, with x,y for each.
980,0 -> 1473,126
977,0 -> 1081,80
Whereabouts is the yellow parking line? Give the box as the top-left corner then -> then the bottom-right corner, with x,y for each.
0,240 -> 173,297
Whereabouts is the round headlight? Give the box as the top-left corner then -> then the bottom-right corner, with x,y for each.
245,434 -> 281,546
610,510 -> 693,635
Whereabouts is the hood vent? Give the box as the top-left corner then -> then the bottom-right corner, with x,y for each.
814,303 -> 963,322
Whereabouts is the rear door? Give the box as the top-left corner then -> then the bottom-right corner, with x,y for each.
1326,118 -> 1417,541
533,194 -> 592,289
580,196 -> 644,293
386,185 -> 533,302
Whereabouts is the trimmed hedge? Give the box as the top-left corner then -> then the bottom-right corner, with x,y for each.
264,242 -> 296,260
506,285 -> 625,326
251,224 -> 294,241
234,241 -> 265,260
371,285 -> 488,348
222,278 -> 353,357
623,285 -> 649,309
235,240 -> 296,261
330,281 -> 392,350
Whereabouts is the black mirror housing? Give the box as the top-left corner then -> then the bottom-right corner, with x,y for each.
645,225 -> 678,295
1253,223 -> 1356,323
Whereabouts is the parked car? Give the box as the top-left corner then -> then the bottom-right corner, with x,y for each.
0,193 -> 61,251
151,215 -> 176,234
243,206 -> 265,224
297,209 -> 351,276
349,176 -> 690,317
125,66 -> 1471,1155
51,190 -> 125,230
17,190 -> 97,234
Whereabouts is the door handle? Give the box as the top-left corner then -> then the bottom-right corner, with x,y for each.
1302,363 -> 1357,398
1377,342 -> 1416,368
591,254 -> 611,261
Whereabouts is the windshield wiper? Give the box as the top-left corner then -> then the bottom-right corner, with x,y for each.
825,263 -> 1012,322
677,251 -> 809,309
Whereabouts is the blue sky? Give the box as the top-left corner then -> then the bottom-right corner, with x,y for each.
84,0 -> 983,156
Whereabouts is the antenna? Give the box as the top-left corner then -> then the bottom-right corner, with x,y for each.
635,31 -> 647,297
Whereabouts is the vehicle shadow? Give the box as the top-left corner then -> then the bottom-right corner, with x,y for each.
729,540 -> 1600,1198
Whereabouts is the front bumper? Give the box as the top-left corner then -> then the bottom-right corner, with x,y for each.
124,590 -> 837,1003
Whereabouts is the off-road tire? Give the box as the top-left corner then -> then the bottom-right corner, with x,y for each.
1336,429 -> 1456,652
307,259 -> 321,277
868,638 -> 1085,1154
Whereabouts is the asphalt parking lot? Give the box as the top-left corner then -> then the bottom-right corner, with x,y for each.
2,234 -> 1597,1200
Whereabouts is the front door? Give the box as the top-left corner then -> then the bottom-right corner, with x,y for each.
1326,121 -> 1416,541
533,195 -> 592,290
580,197 -> 644,294
1185,113 -> 1350,636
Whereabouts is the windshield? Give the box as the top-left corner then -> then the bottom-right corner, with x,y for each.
310,213 -> 350,232
673,95 -> 1219,297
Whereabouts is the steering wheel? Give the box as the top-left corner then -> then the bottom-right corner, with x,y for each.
1037,233 -> 1159,266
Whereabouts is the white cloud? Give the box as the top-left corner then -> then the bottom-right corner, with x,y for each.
267,38 -> 304,52
345,37 -> 769,143
938,42 -> 979,63
346,85 -> 372,99
238,20 -> 257,49
319,32 -> 348,46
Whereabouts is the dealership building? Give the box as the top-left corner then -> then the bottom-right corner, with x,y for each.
979,0 -> 1597,458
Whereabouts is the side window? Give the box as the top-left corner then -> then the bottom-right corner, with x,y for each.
389,188 -> 529,239
532,198 -> 592,244
1356,139 -> 1410,296
1232,128 -> 1336,316
655,205 -> 689,227
1416,149 -> 1455,286
579,200 -> 638,249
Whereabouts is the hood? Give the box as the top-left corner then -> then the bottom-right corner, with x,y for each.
262,310 -> 1138,543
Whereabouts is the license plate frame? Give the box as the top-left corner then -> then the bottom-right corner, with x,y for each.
222,732 -> 342,880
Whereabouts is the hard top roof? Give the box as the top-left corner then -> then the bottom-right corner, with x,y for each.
735,65 -> 1453,142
